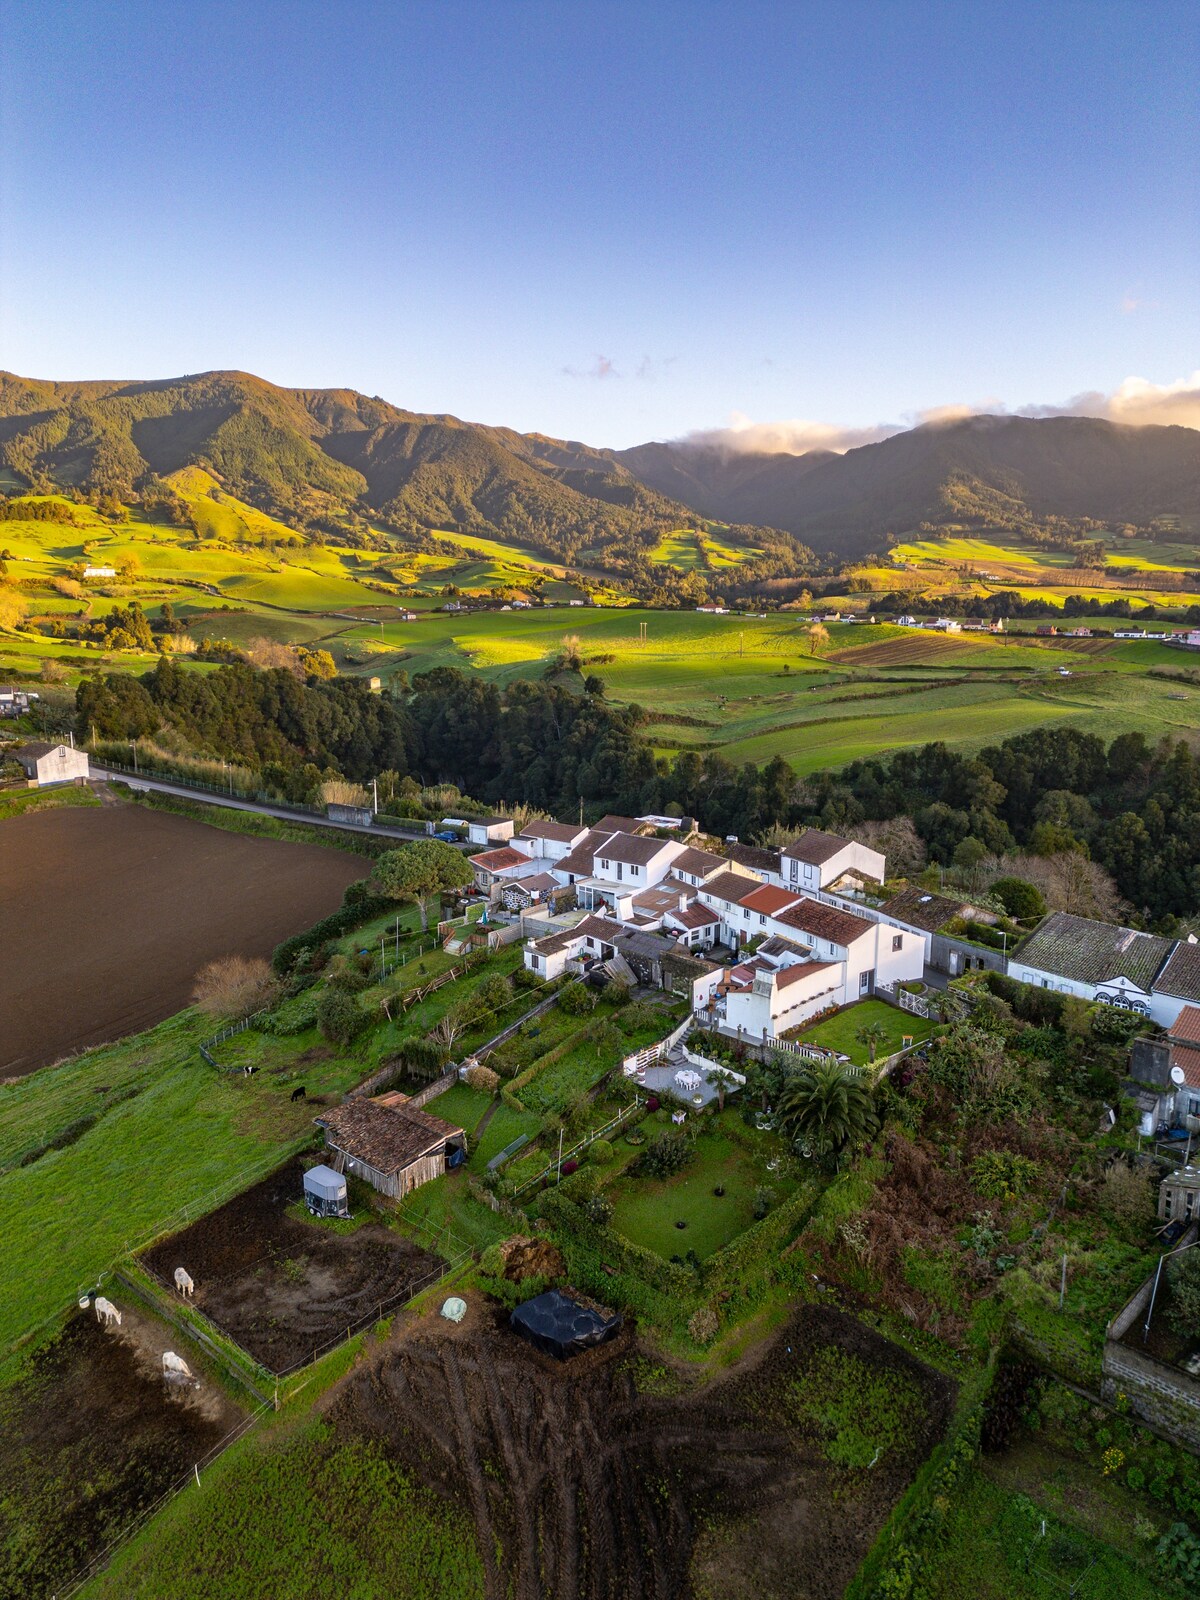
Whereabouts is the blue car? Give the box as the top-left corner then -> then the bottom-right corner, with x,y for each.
433,829 -> 460,842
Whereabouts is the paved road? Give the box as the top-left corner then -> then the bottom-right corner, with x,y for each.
90,766 -> 448,845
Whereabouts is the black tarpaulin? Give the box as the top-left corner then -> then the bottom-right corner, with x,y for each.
510,1289 -> 622,1360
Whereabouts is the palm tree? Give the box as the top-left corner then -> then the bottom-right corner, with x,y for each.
707,1067 -> 739,1113
777,1060 -> 878,1166
855,1021 -> 888,1065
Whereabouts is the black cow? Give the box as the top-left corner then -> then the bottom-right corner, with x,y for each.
290,1085 -> 306,1103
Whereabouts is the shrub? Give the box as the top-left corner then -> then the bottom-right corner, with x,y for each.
618,1001 -> 661,1035
396,1036 -> 450,1081
327,952 -> 373,991
193,954 -> 278,1019
645,1096 -> 660,1112
585,1193 -> 613,1226
1166,1251 -> 1200,1338
588,1138 -> 613,1165
752,1185 -> 776,1220
317,988 -> 368,1046
606,979 -> 632,1008
990,876 -> 1047,921
1157,1522 -> 1200,1590
465,1063 -> 500,1094
688,1305 -> 719,1345
1099,1160 -> 1153,1239
561,1158 -> 579,1176
557,980 -> 594,1016
630,1134 -> 692,1179
970,1150 -> 1038,1201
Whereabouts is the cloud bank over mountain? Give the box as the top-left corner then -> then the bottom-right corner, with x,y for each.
687,372 -> 1200,457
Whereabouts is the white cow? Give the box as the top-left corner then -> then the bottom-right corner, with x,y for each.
94,1297 -> 122,1327
174,1268 -> 195,1297
162,1351 -> 192,1378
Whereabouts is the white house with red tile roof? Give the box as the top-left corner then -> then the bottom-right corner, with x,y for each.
468,844 -> 541,896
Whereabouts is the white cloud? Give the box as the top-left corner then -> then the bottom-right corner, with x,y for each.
684,373 -> 1200,456
1018,370 -> 1200,431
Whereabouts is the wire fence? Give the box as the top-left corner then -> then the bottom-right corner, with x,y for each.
54,1399 -> 273,1600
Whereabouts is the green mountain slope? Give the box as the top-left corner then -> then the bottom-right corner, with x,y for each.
0,370 -> 704,564
615,414 -> 1200,555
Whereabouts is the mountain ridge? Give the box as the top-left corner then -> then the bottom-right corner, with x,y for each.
2,370 -> 1198,565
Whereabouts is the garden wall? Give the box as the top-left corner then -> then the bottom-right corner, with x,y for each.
1102,1267 -> 1200,1451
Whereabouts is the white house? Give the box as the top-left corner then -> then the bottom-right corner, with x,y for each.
559,831 -> 689,909
780,829 -> 886,893
513,819 -> 589,862
82,565 -> 117,579
11,742 -> 90,787
1007,912 -> 1176,1023
466,816 -> 515,847
723,957 -> 844,1041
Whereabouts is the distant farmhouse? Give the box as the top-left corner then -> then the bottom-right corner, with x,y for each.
11,742 -> 90,787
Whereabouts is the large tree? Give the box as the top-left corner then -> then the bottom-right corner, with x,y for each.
777,1060 -> 878,1166
374,839 -> 473,932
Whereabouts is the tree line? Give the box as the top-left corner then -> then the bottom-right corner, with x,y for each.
77,660 -> 1200,923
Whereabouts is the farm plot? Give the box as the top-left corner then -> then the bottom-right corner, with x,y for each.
331,1299 -> 954,1600
143,1158 -> 445,1373
0,1304 -> 244,1600
0,801 -> 363,1076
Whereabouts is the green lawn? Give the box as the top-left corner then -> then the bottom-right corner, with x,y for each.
794,998 -> 932,1064
394,1170 -> 510,1255
467,1101 -> 542,1170
420,1081 -> 493,1134
0,1010 -> 326,1364
607,1117 -> 795,1261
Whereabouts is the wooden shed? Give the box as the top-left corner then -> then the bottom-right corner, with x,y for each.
314,1098 -> 466,1200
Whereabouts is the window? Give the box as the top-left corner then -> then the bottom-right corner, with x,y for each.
616,862 -> 623,880
759,913 -> 766,924
892,934 -> 903,952
1190,1096 -> 1200,1118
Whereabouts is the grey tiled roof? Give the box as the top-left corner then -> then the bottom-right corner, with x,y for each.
1015,912 -> 1172,991
1158,945 -> 1200,1003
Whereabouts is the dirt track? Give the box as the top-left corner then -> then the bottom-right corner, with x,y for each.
331,1299 -> 955,1600
144,1159 -> 443,1372
0,800 -> 363,1075
0,1307 -> 243,1600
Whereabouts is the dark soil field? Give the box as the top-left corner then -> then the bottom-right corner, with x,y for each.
331,1298 -> 955,1600
0,1305 -> 244,1600
144,1159 -> 444,1373
0,800 -> 364,1076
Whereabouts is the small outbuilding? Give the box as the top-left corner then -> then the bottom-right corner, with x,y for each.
510,1289 -> 622,1360
315,1098 -> 466,1200
12,742 -> 90,787
303,1163 -> 349,1218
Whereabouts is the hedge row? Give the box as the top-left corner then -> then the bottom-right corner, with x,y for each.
271,883 -> 394,975
501,1019 -> 603,1112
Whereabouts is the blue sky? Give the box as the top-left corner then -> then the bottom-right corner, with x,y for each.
1,0 -> 1197,447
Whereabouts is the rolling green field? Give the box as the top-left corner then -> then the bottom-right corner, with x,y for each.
6,496 -> 1200,775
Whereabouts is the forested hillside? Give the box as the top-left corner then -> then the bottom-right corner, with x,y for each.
616,414 -> 1200,556
0,371 -> 705,564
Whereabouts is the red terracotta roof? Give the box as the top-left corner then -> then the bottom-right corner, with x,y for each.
774,960 -> 837,990
469,845 -> 532,872
1170,1005 -> 1200,1044
740,884 -> 801,917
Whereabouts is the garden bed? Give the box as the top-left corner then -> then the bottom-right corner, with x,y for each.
793,997 -> 933,1064
329,1299 -> 954,1600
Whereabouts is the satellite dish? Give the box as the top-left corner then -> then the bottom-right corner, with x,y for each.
1171,1065 -> 1187,1086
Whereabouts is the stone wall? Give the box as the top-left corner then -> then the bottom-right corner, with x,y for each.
1102,1246 -> 1200,1452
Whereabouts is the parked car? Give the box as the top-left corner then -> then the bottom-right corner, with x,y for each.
434,829 -> 460,842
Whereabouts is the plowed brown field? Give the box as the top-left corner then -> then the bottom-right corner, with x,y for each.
0,801 -> 363,1075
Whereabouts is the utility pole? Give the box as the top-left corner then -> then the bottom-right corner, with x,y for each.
372,776 -> 378,816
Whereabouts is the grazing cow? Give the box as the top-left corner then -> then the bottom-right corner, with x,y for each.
94,1297 -> 122,1327
162,1351 -> 192,1378
174,1268 -> 195,1297
290,1085 -> 306,1103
